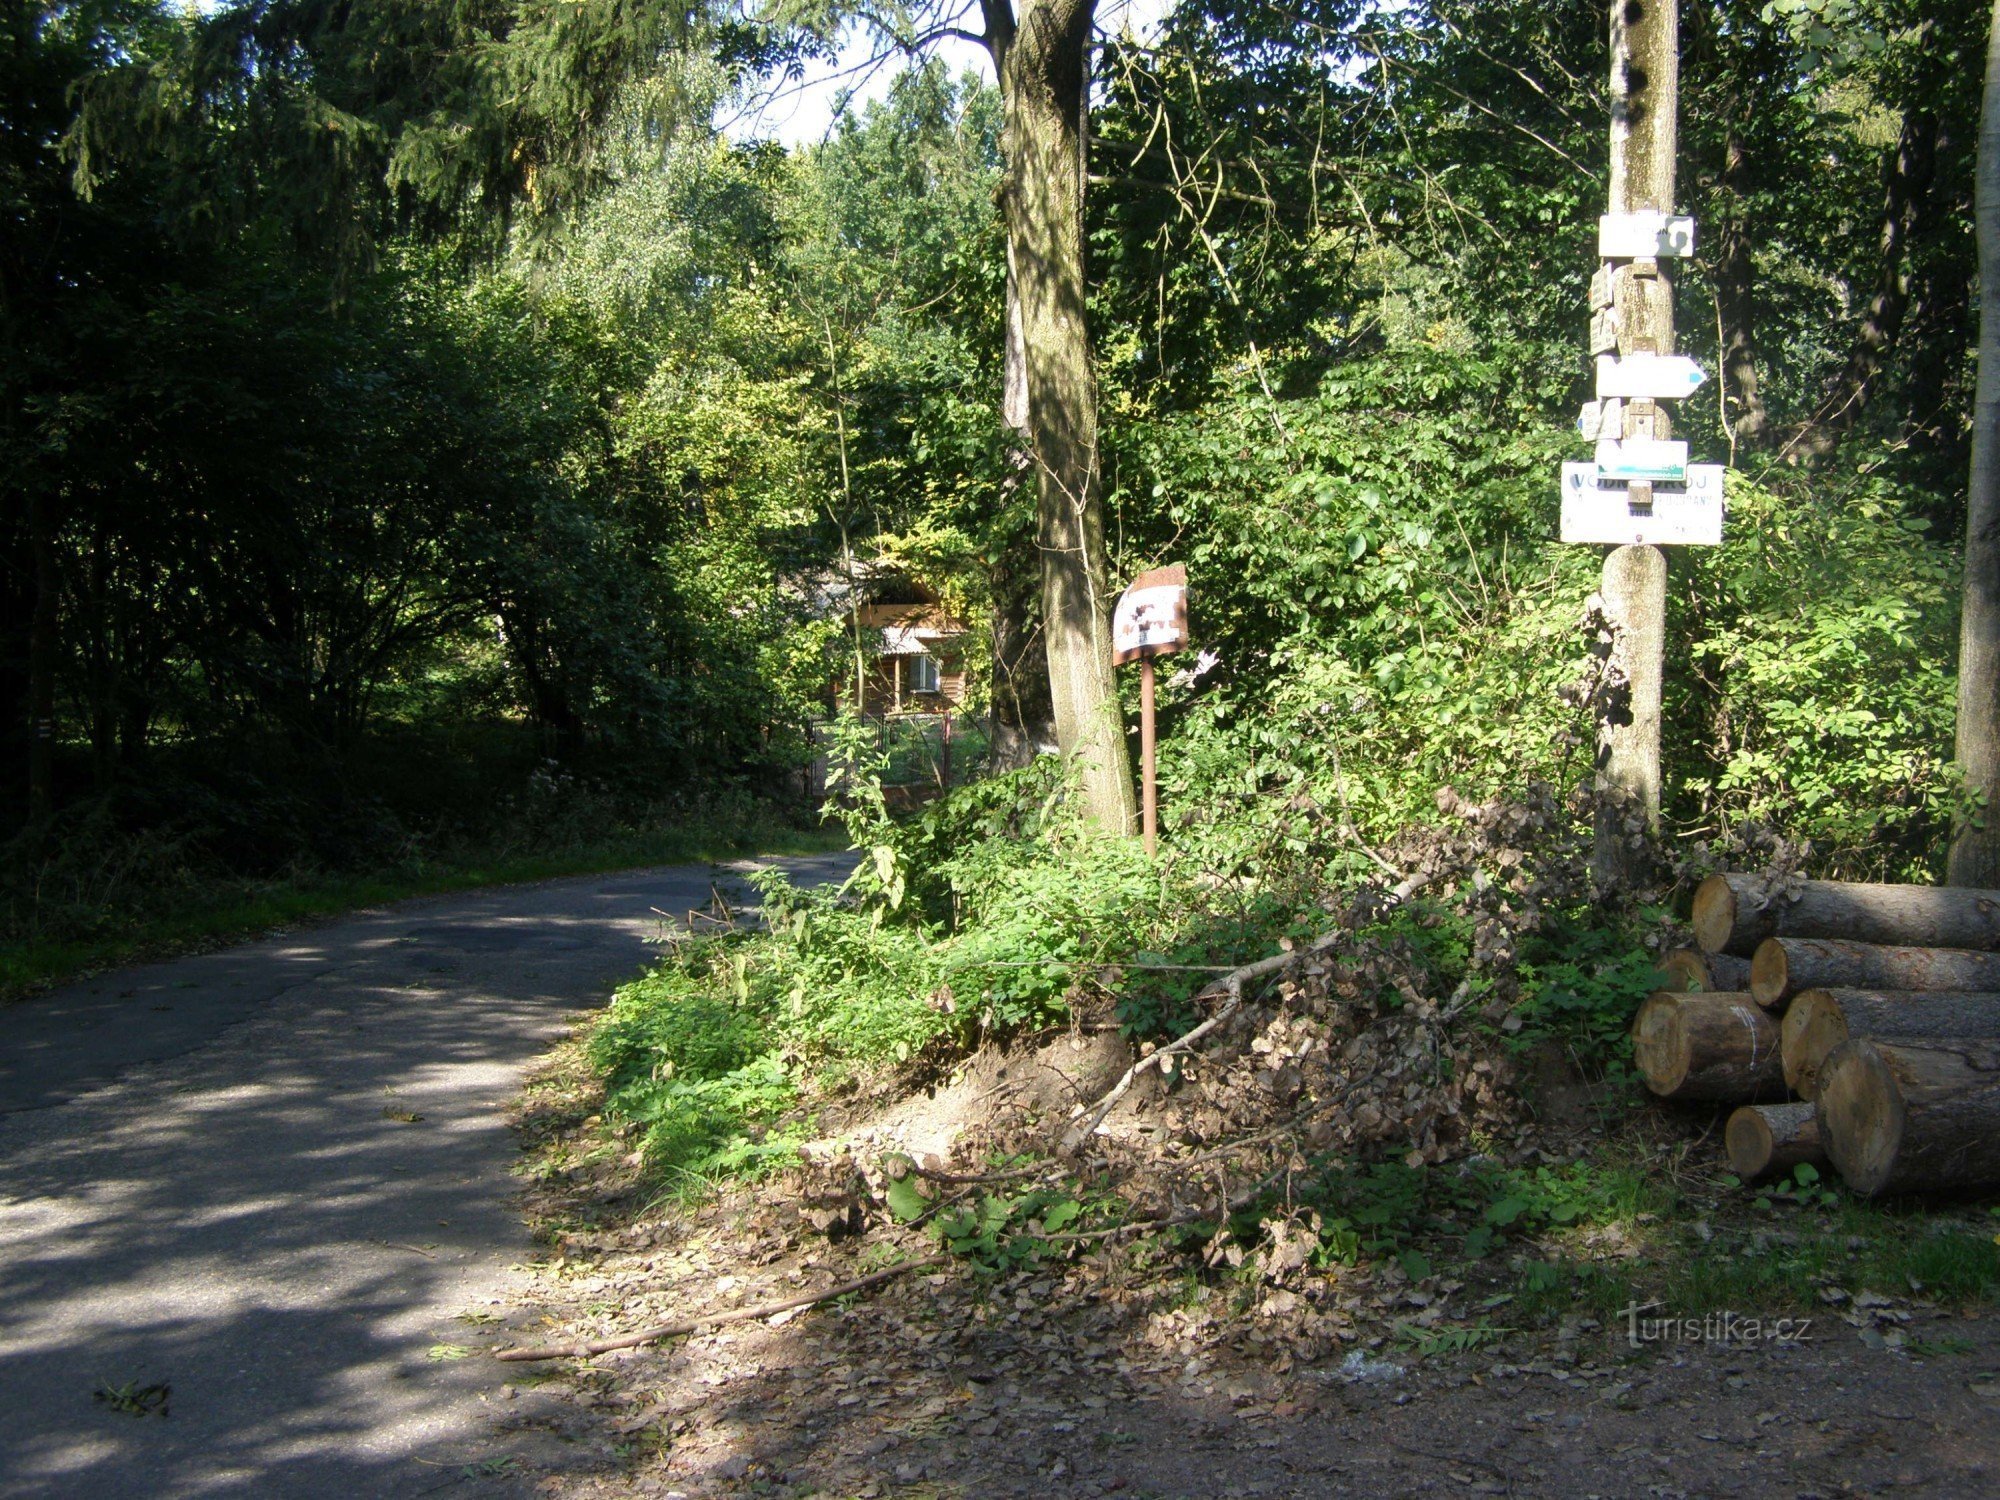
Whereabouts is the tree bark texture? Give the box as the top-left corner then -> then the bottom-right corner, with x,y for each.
1818,1036 -> 2000,1196
1951,0 -> 2000,887
988,0 -> 1136,831
1781,987 -> 2000,1100
989,245 -> 1057,770
1715,120 -> 1768,448
1659,947 -> 1750,993
1750,935 -> 2000,1010
1799,107 -> 1942,455
1593,0 -> 1677,888
1631,991 -> 1785,1102
1725,1101 -> 1825,1181
1693,873 -> 2000,957
1593,543 -> 1666,883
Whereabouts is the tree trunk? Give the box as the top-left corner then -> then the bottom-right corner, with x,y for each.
1658,947 -> 1751,993
1952,0 -> 2000,887
989,0 -> 1136,832
1781,987 -> 2000,1100
1592,0 -> 1677,889
989,243 -> 1056,771
1818,1036 -> 2000,1196
25,484 -> 57,832
1630,991 -> 1785,1102
1725,1101 -> 1824,1180
1693,873 -> 2000,956
1797,107 -> 1942,456
1750,935 -> 2000,1010
1715,121 -> 1769,448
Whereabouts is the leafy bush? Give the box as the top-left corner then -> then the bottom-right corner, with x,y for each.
589,967 -> 796,1183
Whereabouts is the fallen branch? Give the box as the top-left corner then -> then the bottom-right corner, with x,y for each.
494,1253 -> 947,1363
1058,867 -> 1433,1157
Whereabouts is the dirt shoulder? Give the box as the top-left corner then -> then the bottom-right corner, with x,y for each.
497,1041 -> 2000,1500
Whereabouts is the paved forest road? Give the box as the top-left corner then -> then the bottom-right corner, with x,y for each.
0,853 -> 854,1500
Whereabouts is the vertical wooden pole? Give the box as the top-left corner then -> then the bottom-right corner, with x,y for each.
1594,0 -> 1677,888
1950,0 -> 2000,887
941,710 -> 954,790
1140,657 -> 1158,857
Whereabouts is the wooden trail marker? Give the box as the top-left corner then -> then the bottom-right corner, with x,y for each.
1113,564 -> 1188,856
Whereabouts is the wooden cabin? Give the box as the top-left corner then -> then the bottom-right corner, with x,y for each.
839,601 -> 970,716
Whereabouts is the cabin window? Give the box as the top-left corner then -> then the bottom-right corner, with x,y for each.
906,653 -> 940,694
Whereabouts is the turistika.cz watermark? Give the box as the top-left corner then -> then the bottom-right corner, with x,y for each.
1620,1300 -> 1813,1348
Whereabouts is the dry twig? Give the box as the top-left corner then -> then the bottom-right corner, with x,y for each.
494,1254 -> 947,1363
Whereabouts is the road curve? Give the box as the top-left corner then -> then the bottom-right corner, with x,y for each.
0,852 -> 853,1499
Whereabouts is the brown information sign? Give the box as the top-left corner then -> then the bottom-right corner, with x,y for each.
1111,564 -> 1188,666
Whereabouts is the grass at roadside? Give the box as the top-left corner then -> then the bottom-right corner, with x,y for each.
0,821 -> 850,1004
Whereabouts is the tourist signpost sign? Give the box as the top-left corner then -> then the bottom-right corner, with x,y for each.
1113,564 -> 1187,855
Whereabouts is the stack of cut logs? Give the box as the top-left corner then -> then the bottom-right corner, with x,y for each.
1631,874 -> 2000,1197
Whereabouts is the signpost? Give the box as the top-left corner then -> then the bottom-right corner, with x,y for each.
1566,0 -> 1709,888
1112,564 -> 1188,856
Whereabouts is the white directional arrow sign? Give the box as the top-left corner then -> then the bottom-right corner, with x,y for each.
1595,353 -> 1707,401
1598,212 -> 1696,258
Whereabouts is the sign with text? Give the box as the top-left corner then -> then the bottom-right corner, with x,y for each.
1112,564 -> 1188,666
1560,463 -> 1723,547
1594,437 -> 1689,483
1598,212 -> 1696,259
1595,352 -> 1707,401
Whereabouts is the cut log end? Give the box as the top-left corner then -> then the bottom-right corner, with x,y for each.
1657,949 -> 1710,992
1631,991 -> 1784,1101
1691,875 -> 1740,955
1632,991 -> 1688,1097
1818,1040 -> 1905,1197
1780,989 -> 1848,1101
1749,939 -> 1788,1008
1725,1101 -> 1824,1180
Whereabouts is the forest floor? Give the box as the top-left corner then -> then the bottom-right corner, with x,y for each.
493,1044 -> 2000,1500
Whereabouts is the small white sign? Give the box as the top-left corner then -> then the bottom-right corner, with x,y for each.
1596,353 -> 1707,400
1560,463 -> 1723,546
1590,308 -> 1619,355
1577,397 -> 1623,441
1589,264 -> 1614,310
1594,437 -> 1689,482
1599,212 -> 1696,259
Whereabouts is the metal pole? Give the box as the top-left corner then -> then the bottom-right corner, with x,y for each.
1594,0 -> 1677,887
1140,657 -> 1157,856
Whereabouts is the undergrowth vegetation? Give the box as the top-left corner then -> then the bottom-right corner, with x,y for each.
576,370 -> 1988,1329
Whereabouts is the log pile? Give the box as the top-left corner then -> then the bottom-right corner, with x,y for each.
1633,872 -> 2000,1197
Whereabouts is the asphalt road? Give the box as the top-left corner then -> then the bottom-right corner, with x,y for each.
0,852 -> 853,1499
